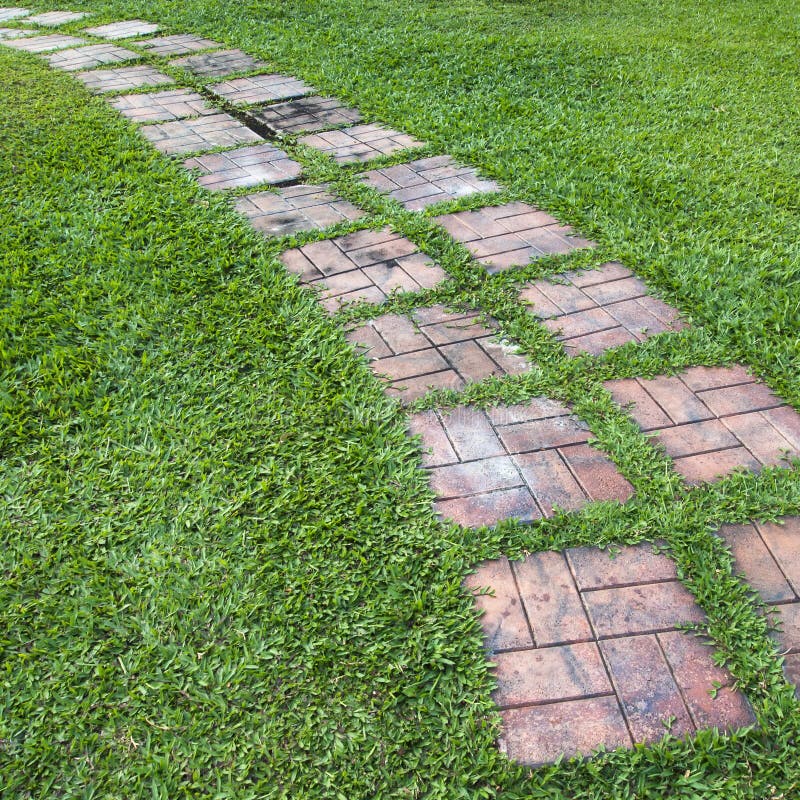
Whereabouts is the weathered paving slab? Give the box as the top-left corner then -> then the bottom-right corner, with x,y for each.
299,124 -> 424,164
111,89 -> 217,123
359,155 -> 502,211
45,43 -> 138,71
184,143 -> 301,191
465,544 -> 755,765
0,8 -> 30,22
135,33 -> 223,56
409,400 -> 633,526
605,366 -> 800,483
521,262 -> 686,355
347,304 -> 530,402
171,49 -> 268,79
2,32 -> 86,51
207,73 -> 314,106
83,20 -> 159,39
0,26 -> 33,38
246,95 -> 361,135
28,10 -> 87,26
75,64 -> 173,93
435,202 -> 595,273
280,228 -> 446,312
235,184 -> 365,237
139,113 -> 261,155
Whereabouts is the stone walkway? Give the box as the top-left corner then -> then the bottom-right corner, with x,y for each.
4,7 -> 799,769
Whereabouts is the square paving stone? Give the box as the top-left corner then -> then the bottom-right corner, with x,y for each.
184,143 -> 301,191
83,20 -> 159,39
0,26 -> 33,37
245,95 -> 361,135
409,400 -> 633,526
465,544 -> 755,766
435,201 -> 596,273
280,228 -> 446,312
605,366 -> 800,484
299,124 -> 424,164
234,184 -> 365,237
28,10 -> 87,25
135,33 -> 223,56
139,113 -> 262,155
207,73 -> 313,106
75,65 -> 173,93
521,261 -> 687,355
359,155 -> 502,211
111,88 -> 217,124
170,49 -> 268,79
45,42 -> 138,71
2,32 -> 86,51
0,8 -> 30,22
347,304 -> 530,402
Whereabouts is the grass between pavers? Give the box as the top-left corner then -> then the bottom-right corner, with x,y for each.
2,1 -> 800,797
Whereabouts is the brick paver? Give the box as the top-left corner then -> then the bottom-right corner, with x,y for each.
605,366 -> 800,484
280,228 -> 446,312
28,10 -> 86,25
299,124 -> 424,164
170,49 -> 268,79
246,95 -> 361,135
435,202 -> 595,273
45,43 -> 138,71
408,400 -> 633,526
135,33 -> 223,56
520,262 -> 686,355
0,8 -> 30,22
347,304 -> 530,402
718,517 -> 800,696
183,143 -> 301,191
359,155 -> 502,211
111,89 -> 216,124
2,32 -> 86,51
234,184 -> 365,237
0,26 -> 33,38
83,20 -> 159,39
75,65 -> 173,93
207,73 -> 314,106
140,113 -> 262,155
465,544 -> 755,765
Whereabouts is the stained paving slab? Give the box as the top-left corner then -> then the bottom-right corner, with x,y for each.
245,95 -> 361,135
45,43 -> 139,71
183,143 -> 302,191
299,124 -> 424,164
134,33 -> 223,56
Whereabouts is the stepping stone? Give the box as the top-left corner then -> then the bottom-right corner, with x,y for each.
521,262 -> 686,355
0,26 -> 33,38
359,155 -> 502,211
45,43 -> 138,71
605,366 -> 800,484
299,124 -> 424,164
280,228 -> 446,312
2,32 -> 86,51
28,10 -> 87,25
135,33 -> 223,56
409,399 -> 633,526
347,304 -> 530,402
139,113 -> 262,155
170,49 -> 268,79
246,95 -> 361,135
111,89 -> 216,124
465,545 -> 754,766
83,20 -> 159,39
75,65 -> 173,93
183,143 -> 301,191
206,73 -> 313,106
716,517 -> 800,696
234,184 -> 365,237
0,8 -> 30,22
435,202 -> 596,273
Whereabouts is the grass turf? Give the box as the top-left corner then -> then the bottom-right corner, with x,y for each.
1,1 -> 800,797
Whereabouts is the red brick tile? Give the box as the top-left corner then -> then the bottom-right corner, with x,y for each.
438,407 -> 504,461
600,635 -> 694,742
562,327 -> 638,356
518,284 -> 562,318
783,654 -> 800,697
639,376 -> 713,424
515,450 -> 589,516
371,349 -> 449,381
347,323 -> 393,360
407,410 -> 456,468
370,314 -> 421,354
513,551 -> 593,645
653,419 -> 740,458
697,382 -> 782,417
543,307 -> 617,339
302,239 -> 361,275
558,443 -> 634,503
582,276 -> 649,305
497,416 -> 590,454
428,456 -> 522,498
604,378 -> 672,430
280,248 -> 318,281
756,519 -> 800,595
762,406 -> 800,452
680,365 -> 754,391
605,299 -> 673,337
673,447 -> 762,484
535,281 -> 596,314
487,398 -> 570,426
436,488 -> 540,528
566,543 -> 677,591
492,643 -> 611,707
419,313 -> 491,345
723,412 -> 799,466
569,262 -> 633,287
769,602 -> 800,652
480,338 -> 531,375
440,339 -> 505,382
385,370 -> 464,401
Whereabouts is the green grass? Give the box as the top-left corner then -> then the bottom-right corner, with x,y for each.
1,0 -> 800,797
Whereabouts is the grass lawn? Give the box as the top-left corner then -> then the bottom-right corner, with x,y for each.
2,0 -> 800,797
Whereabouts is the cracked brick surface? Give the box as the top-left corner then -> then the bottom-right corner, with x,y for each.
76,65 -> 173,93
465,544 -> 755,765
111,89 -> 216,124
245,95 -> 361,135
28,10 -> 86,25
45,43 -> 138,71
347,305 -> 530,402
605,366 -> 800,484
235,184 -> 365,237
183,143 -> 301,191
135,33 -> 223,56
521,262 -> 687,355
717,517 -> 800,696
2,32 -> 86,51
171,49 -> 268,79
280,228 -> 446,312
0,8 -> 30,22
409,400 -> 633,526
207,73 -> 314,106
299,124 -> 424,164
140,113 -> 262,155
435,201 -> 596,273
83,20 -> 159,39
359,155 -> 502,211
